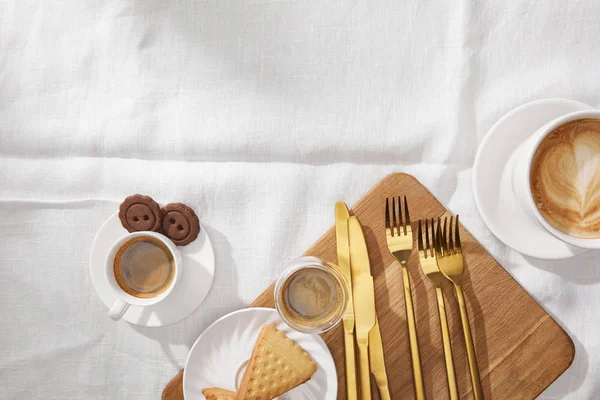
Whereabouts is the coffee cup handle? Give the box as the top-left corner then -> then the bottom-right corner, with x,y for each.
108,298 -> 130,321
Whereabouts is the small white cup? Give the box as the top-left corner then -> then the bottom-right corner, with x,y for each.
512,110 -> 600,249
106,231 -> 183,320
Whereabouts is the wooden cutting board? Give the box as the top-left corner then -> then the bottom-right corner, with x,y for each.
163,173 -> 574,400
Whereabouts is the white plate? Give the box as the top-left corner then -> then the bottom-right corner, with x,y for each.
183,308 -> 337,400
89,211 -> 215,326
473,98 -> 595,259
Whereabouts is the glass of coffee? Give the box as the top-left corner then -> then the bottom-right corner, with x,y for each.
274,256 -> 347,334
105,231 -> 182,320
513,110 -> 600,248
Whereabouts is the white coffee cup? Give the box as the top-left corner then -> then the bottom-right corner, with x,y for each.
106,231 -> 183,320
512,109 -> 600,249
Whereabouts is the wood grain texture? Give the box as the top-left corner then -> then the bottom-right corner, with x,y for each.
163,173 -> 574,400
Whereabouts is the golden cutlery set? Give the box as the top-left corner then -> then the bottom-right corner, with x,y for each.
335,197 -> 482,399
163,173 -> 574,400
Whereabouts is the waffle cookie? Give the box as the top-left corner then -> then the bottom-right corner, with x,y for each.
236,324 -> 317,399
202,388 -> 236,400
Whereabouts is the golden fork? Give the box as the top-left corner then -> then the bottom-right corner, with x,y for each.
418,219 -> 458,400
435,216 -> 483,400
385,196 -> 425,400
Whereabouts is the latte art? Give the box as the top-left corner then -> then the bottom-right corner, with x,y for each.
530,118 -> 600,239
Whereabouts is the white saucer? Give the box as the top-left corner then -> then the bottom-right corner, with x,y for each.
183,308 -> 337,400
473,98 -> 595,260
89,211 -> 215,326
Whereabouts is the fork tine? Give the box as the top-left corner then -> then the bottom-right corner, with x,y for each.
404,196 -> 411,233
385,197 -> 391,232
434,219 -> 443,257
442,217 -> 448,255
397,196 -> 404,234
391,197 -> 397,236
417,220 -> 424,252
448,216 -> 454,254
430,218 -> 435,258
455,214 -> 462,251
424,219 -> 430,257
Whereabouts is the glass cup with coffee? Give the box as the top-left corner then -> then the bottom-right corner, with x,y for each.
512,110 -> 600,248
105,231 -> 182,320
274,256 -> 348,334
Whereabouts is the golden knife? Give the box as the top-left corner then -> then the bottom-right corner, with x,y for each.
369,316 -> 391,400
335,202 -> 358,400
349,216 -> 376,400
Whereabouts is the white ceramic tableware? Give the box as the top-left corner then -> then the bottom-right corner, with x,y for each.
473,98 -> 594,259
89,209 -> 215,326
512,109 -> 600,249
105,231 -> 183,321
183,308 -> 337,400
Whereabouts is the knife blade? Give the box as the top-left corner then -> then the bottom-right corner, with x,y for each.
335,202 -> 357,400
335,202 -> 354,325
349,216 -> 376,400
349,216 -> 373,283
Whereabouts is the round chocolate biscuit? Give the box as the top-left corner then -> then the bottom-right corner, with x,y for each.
160,203 -> 200,246
118,194 -> 162,233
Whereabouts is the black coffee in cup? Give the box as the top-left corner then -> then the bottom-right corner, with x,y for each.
113,236 -> 175,298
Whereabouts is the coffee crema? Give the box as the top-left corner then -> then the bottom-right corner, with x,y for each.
278,267 -> 344,329
530,118 -> 600,239
113,236 -> 175,298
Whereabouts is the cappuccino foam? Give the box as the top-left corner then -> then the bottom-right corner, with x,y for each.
530,118 -> 600,239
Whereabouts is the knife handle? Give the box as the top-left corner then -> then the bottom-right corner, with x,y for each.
401,262 -> 426,400
358,343 -> 371,400
374,376 -> 391,400
344,331 -> 358,400
436,287 -> 459,400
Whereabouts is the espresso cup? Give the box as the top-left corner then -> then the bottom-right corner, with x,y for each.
274,256 -> 347,334
512,110 -> 600,249
105,231 -> 183,320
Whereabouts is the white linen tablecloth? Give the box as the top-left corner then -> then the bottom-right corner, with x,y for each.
1,1 -> 599,398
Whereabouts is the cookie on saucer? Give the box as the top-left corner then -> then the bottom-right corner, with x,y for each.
237,324 -> 317,399
201,388 -> 236,400
160,203 -> 200,246
118,194 -> 162,233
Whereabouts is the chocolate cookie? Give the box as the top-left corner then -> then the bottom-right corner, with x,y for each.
160,203 -> 200,246
119,194 -> 162,233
